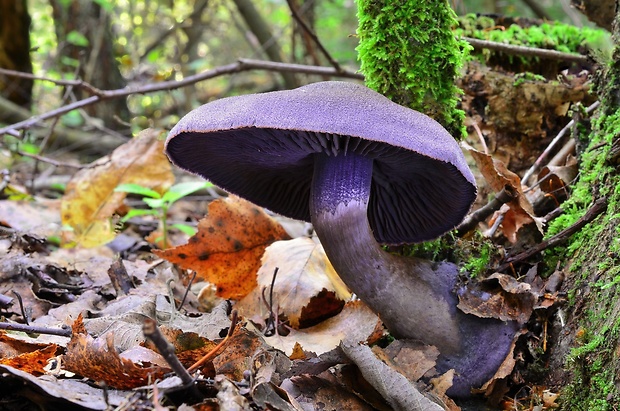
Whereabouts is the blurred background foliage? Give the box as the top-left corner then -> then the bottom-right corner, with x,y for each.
6,0 -> 596,137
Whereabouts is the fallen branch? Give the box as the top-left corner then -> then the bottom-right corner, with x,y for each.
497,196 -> 608,272
0,59 -> 363,136
456,185 -> 519,236
463,37 -> 590,64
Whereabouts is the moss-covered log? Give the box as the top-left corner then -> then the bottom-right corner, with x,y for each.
543,9 -> 620,411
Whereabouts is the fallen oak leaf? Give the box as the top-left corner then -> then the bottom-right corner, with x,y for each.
155,196 -> 290,299
63,314 -> 170,390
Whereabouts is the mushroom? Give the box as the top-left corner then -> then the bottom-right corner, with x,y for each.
165,81 -> 518,397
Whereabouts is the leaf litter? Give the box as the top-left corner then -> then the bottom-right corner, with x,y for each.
0,61 -> 598,411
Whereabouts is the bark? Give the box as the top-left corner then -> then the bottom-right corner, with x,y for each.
571,0 -> 616,30
541,7 -> 620,410
49,0 -> 129,129
0,0 -> 32,108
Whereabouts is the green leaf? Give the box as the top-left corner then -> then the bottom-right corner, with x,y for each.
143,197 -> 165,209
161,181 -> 211,205
120,208 -> 158,223
66,30 -> 89,47
171,223 -> 198,237
115,183 -> 161,199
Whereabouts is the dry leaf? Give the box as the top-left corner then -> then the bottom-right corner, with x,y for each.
63,314 -> 170,389
341,343 -> 444,411
155,196 -> 290,299
61,129 -> 174,247
236,237 -> 350,329
0,199 -> 61,238
465,144 -> 543,242
379,340 -> 440,382
0,342 -> 58,376
457,273 -> 536,324
262,301 -> 382,356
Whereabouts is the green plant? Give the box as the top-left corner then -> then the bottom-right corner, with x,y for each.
114,181 -> 211,247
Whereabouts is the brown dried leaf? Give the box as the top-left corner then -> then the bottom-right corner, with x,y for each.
61,129 -> 174,247
63,314 -> 170,389
466,144 -> 542,242
457,273 -> 536,323
379,340 -> 440,382
155,196 -> 290,299
213,327 -> 269,381
236,238 -> 350,329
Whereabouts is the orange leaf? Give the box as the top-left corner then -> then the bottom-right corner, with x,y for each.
0,343 -> 58,376
155,196 -> 290,299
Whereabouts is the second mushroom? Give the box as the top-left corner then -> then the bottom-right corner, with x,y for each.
165,81 -> 518,397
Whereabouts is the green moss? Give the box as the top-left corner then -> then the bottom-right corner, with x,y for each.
455,15 -> 612,65
402,231 -> 499,278
512,72 -> 547,86
356,0 -> 469,137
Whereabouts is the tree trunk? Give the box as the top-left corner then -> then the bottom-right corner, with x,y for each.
0,0 -> 33,109
49,0 -> 129,129
542,6 -> 620,410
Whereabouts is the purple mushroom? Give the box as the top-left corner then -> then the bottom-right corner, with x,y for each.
165,81 -> 518,397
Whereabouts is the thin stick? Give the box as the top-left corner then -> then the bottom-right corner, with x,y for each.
463,37 -> 590,64
521,101 -> 600,185
0,321 -> 72,337
496,196 -> 608,272
0,59 -> 363,136
456,185 -> 518,236
142,318 -> 194,386
286,0 -> 341,72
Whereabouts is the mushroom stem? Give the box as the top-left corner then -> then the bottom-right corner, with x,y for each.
310,152 -> 518,396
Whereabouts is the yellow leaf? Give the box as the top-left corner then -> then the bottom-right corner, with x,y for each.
61,129 -> 174,247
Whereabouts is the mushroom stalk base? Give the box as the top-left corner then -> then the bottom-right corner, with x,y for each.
310,152 -> 518,397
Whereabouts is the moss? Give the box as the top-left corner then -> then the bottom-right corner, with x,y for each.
455,14 -> 612,65
356,0 -> 469,137
512,71 -> 547,86
402,231 -> 499,278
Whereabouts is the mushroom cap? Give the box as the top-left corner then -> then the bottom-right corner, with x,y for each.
166,81 -> 476,244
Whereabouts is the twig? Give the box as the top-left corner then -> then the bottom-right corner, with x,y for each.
286,0 -> 341,72
262,267 -> 279,337
521,101 -> 600,185
456,185 -> 519,236
142,318 -> 195,386
463,37 -> 590,64
178,270 -> 197,311
11,291 -> 29,325
0,59 -> 363,136
17,150 -> 83,169
496,196 -> 608,272
0,321 -> 72,337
